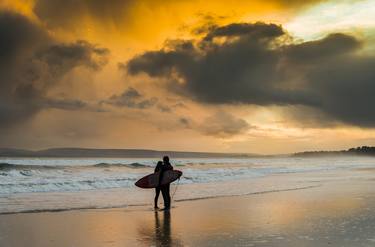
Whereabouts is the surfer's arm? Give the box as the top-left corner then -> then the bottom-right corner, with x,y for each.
154,164 -> 161,173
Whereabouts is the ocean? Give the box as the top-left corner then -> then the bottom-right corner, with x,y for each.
1,156 -> 374,214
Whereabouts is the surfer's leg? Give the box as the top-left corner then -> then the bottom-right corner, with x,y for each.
154,187 -> 160,208
161,186 -> 168,209
166,185 -> 171,208
162,184 -> 171,209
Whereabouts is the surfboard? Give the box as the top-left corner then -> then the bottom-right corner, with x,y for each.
135,170 -> 182,188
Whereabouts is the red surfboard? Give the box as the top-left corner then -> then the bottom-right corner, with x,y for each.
135,170 -> 182,188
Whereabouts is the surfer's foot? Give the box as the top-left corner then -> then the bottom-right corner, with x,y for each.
154,206 -> 159,210
161,207 -> 170,211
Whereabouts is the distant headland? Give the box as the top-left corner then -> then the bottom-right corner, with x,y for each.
1,146 -> 375,158
0,147 -> 257,158
293,146 -> 375,157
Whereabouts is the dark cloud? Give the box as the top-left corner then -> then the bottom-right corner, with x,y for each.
0,11 -> 48,65
202,22 -> 284,42
307,57 -> 375,127
0,11 -> 46,126
125,21 -> 375,127
102,87 -> 158,109
0,11 -> 109,127
36,40 -> 109,73
126,22 -> 314,106
102,87 -> 176,113
284,33 -> 361,64
43,98 -> 87,111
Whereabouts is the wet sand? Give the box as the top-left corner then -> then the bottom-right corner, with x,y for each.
1,172 -> 375,247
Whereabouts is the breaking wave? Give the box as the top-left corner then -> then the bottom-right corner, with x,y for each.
93,162 -> 149,168
0,162 -> 151,171
0,177 -> 139,194
0,163 -> 59,170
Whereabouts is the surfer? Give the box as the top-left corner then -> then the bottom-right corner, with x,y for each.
154,161 -> 163,209
154,156 -> 173,210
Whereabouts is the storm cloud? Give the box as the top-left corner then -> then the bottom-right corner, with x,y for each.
0,11 -> 109,127
125,22 -> 375,127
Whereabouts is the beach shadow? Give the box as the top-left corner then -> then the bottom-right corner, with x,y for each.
137,210 -> 183,246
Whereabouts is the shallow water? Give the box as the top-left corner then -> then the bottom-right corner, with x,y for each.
0,156 -> 375,214
1,179 -> 375,247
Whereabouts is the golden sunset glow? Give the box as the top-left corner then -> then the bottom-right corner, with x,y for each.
1,0 -> 375,154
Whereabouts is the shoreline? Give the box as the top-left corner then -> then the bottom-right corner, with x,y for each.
0,184 -> 321,215
1,176 -> 375,246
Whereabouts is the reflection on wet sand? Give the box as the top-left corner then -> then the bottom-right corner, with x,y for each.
137,210 -> 183,247
155,210 -> 172,246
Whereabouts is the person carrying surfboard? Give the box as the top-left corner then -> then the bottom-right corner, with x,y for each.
154,161 -> 163,209
154,156 -> 173,210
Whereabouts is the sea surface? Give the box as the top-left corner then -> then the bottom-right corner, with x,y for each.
0,156 -> 374,214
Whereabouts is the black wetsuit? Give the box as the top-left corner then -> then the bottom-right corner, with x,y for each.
154,162 -> 173,208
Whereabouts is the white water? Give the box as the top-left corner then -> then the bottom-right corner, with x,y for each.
0,156 -> 374,214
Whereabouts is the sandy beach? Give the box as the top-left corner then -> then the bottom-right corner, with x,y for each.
1,169 -> 375,247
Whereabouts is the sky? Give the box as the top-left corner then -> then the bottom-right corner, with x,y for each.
1,0 -> 375,154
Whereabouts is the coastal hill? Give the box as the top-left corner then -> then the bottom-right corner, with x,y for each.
293,146 -> 375,157
0,147 -> 257,158
1,146 -> 375,158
